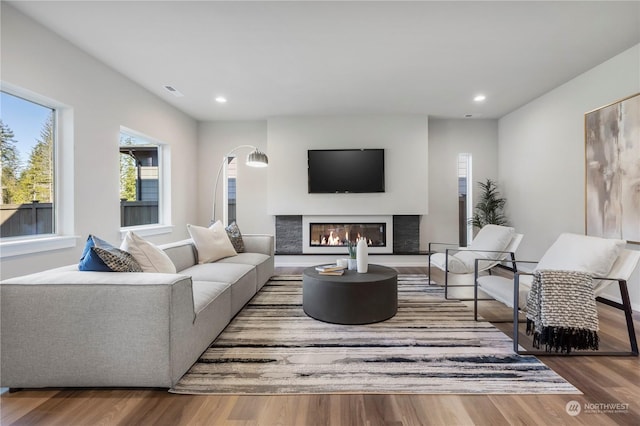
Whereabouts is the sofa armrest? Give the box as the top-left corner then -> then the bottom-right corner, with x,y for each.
242,234 -> 274,256
2,267 -> 192,287
1,269 -> 195,388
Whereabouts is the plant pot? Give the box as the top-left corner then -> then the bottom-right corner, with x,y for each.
348,258 -> 357,270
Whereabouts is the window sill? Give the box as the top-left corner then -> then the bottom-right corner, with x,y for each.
120,224 -> 174,239
0,235 -> 79,258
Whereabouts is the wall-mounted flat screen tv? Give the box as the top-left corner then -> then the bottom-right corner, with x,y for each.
308,149 -> 385,193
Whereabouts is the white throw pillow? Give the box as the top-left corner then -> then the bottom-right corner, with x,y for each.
187,221 -> 238,264
120,231 -> 177,274
469,224 -> 515,254
535,233 -> 626,277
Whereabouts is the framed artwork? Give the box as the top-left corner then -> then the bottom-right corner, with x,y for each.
585,93 -> 640,244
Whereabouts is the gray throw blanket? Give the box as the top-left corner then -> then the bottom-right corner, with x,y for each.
526,269 -> 599,353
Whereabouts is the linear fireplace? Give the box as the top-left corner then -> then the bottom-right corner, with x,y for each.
309,223 -> 386,248
302,215 -> 393,254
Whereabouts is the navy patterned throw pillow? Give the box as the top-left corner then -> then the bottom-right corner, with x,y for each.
225,221 -> 245,253
79,234 -> 142,272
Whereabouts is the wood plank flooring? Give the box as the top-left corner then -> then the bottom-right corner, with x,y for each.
2,266 -> 639,425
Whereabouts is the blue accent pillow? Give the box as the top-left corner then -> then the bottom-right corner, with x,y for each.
79,235 -> 113,272
79,235 -> 142,272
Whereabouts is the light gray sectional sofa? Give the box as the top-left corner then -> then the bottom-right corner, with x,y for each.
0,234 -> 274,389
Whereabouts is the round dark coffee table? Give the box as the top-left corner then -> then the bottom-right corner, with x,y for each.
302,264 -> 398,325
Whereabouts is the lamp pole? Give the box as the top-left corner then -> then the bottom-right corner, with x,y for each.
211,145 -> 268,225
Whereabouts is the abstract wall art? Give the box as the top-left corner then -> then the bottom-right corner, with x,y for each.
585,93 -> 640,244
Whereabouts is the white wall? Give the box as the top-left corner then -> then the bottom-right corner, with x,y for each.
425,119 -> 499,245
499,44 -> 640,308
267,116 -> 429,217
198,116 -> 501,252
0,4 -> 198,279
197,121 -> 270,234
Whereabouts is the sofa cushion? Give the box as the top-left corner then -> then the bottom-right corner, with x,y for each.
535,233 -> 626,277
187,221 -> 237,263
191,281 -> 231,315
217,252 -> 270,267
121,231 -> 176,274
161,240 -> 197,272
180,262 -> 254,285
225,221 -> 245,253
218,252 -> 274,291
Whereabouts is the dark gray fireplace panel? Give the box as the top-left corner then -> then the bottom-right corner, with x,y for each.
275,215 -> 302,254
393,215 -> 420,254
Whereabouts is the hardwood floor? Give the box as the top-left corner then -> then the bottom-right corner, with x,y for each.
2,266 -> 639,425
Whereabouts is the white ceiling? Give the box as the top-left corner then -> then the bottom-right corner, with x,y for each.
9,1 -> 640,121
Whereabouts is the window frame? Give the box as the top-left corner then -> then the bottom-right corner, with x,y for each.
223,154 -> 238,226
457,153 -> 473,247
118,126 -> 172,239
0,83 -> 77,258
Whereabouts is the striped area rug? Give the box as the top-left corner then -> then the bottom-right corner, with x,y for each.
170,275 -> 580,395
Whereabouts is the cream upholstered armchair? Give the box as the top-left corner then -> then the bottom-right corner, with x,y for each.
474,233 -> 640,356
428,224 -> 523,300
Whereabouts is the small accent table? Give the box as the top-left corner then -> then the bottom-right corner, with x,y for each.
302,264 -> 398,325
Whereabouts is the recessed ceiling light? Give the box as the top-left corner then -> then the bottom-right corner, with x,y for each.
215,96 -> 227,104
474,94 -> 486,102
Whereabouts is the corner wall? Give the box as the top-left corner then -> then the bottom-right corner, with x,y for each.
499,44 -> 640,308
197,121 -> 270,233
425,119 -> 499,245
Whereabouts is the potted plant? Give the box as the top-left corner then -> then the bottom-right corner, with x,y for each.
471,179 -> 508,229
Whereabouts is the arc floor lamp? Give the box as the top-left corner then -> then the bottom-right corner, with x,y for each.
211,145 -> 268,225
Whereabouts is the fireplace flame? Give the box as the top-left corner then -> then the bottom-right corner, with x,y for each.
310,224 -> 385,247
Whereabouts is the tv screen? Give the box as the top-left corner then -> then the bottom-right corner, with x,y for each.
308,149 -> 385,193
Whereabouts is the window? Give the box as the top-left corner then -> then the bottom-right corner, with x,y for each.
457,153 -> 473,247
225,156 -> 237,225
1,91 -> 56,238
119,128 -> 171,235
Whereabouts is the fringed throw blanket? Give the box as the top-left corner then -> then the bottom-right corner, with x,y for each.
526,270 -> 599,353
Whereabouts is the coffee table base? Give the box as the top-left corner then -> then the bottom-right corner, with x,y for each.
302,264 -> 398,325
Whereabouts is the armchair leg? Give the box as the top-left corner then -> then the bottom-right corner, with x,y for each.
595,280 -> 638,356
620,281 -> 639,355
444,267 -> 449,299
473,281 -> 478,321
427,246 -> 434,286
513,274 -> 521,353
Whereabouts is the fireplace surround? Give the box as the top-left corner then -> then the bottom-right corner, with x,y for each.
275,215 -> 420,255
